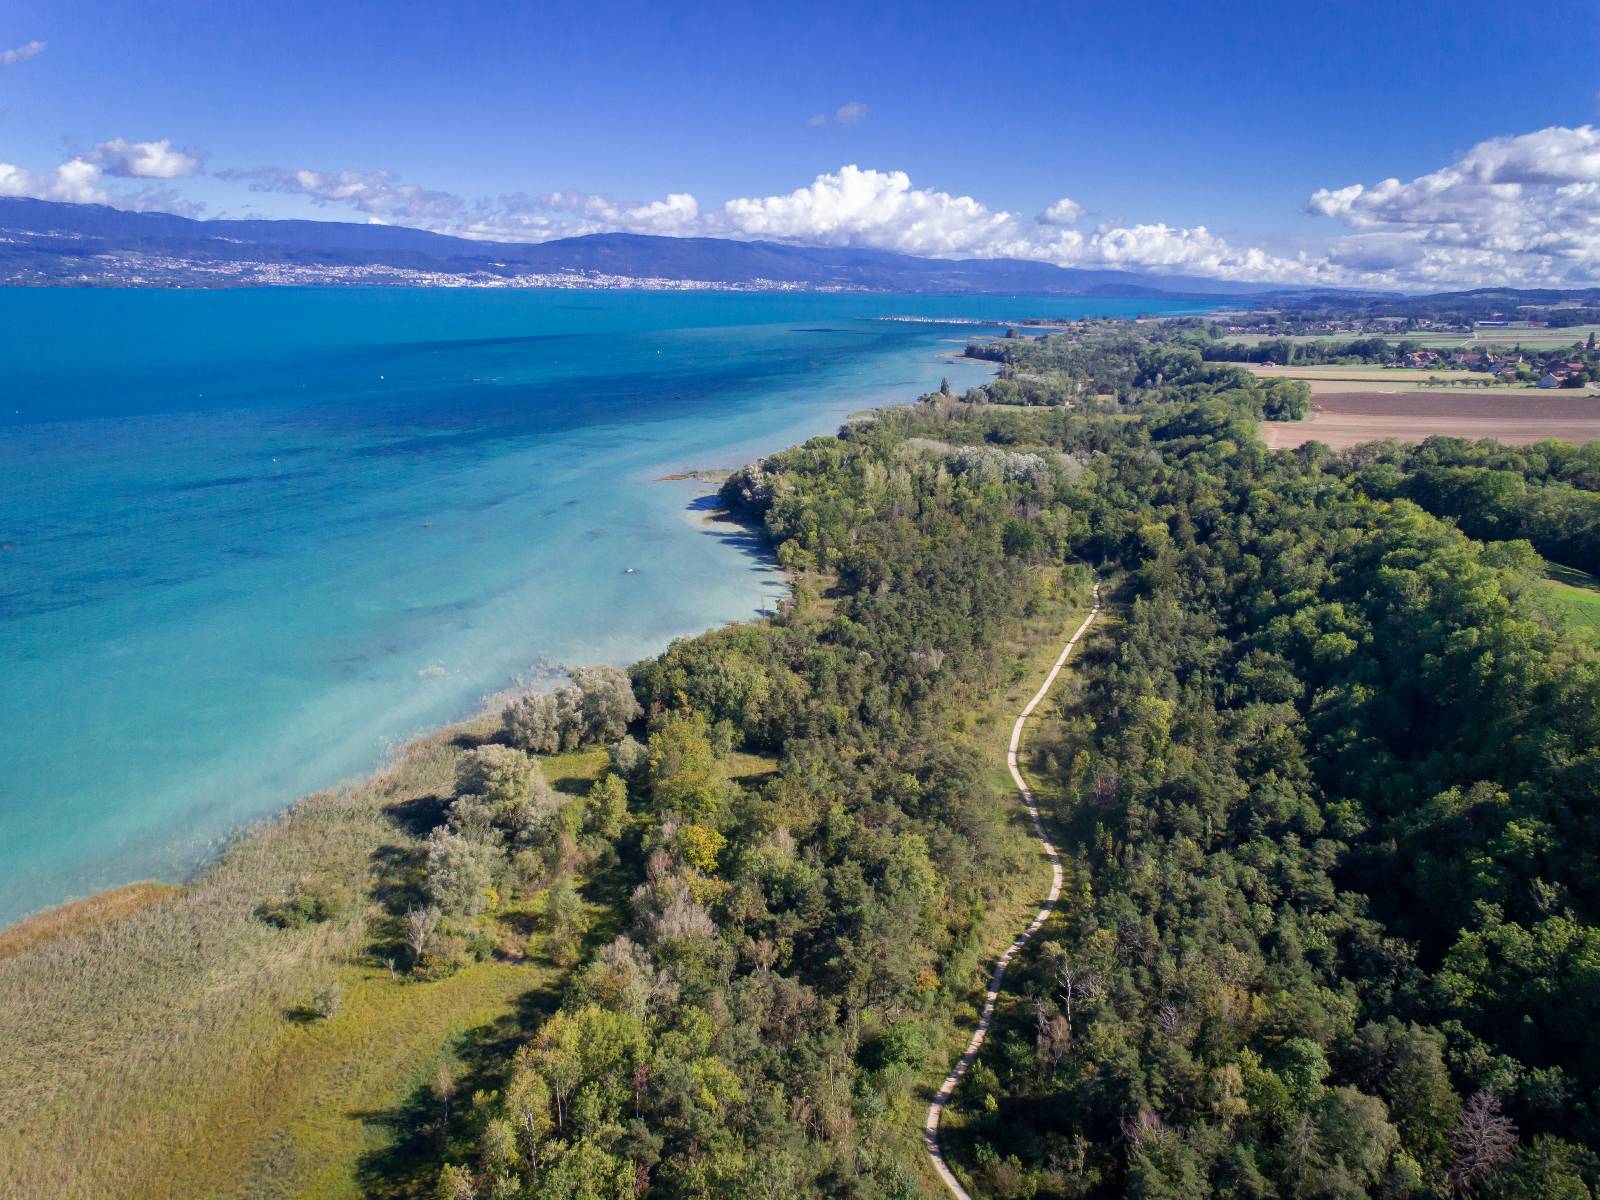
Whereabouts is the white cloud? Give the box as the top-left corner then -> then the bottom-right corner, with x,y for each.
90,137 -> 202,179
1305,125 -> 1600,286
0,141 -> 207,213
719,165 -> 1019,256
68,123 -> 1600,288
1038,197 -> 1084,226
217,166 -> 469,224
0,158 -> 108,204
534,188 -> 701,235
807,101 -> 869,127
1,40 -> 45,66
205,159 -> 1334,282
704,168 -> 1346,284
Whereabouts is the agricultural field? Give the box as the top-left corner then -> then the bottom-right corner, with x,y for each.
1473,324 -> 1600,349
1221,330 -> 1478,350
1221,326 -> 1600,351
1243,363 -> 1503,390
1260,390 -> 1600,449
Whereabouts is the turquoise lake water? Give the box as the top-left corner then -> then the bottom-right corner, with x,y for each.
0,288 -> 1204,924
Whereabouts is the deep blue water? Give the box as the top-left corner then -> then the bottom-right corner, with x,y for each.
0,288 -> 1205,924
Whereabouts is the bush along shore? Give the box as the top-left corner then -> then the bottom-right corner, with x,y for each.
4,322 -> 1600,1200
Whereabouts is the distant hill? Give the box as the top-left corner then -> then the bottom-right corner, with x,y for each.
0,197 -> 1323,297
1264,285 -> 1600,322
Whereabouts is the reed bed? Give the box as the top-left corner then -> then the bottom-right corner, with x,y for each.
0,731 -> 462,1199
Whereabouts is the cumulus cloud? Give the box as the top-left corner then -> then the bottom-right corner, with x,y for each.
204,159 -> 1334,282
533,188 -> 701,235
70,123 -> 1600,288
0,157 -> 107,204
705,169 -> 1342,283
720,165 -> 1020,256
807,101 -> 869,127
1305,124 -> 1600,286
0,139 -> 207,213
90,137 -> 202,179
1,40 -> 45,66
1038,197 -> 1084,226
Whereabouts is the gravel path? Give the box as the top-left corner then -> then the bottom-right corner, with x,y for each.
923,589 -> 1101,1199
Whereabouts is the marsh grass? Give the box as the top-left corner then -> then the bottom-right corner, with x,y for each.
0,712 -> 607,1200
0,880 -> 177,962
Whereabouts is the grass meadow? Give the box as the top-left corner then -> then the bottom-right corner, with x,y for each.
1545,564 -> 1600,645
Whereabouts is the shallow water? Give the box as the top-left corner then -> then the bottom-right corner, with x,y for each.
0,288 -> 1203,923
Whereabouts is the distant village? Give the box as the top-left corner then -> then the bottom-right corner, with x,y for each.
1386,342 -> 1598,389
1213,314 -> 1600,389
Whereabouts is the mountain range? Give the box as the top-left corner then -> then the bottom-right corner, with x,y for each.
0,197 -> 1319,297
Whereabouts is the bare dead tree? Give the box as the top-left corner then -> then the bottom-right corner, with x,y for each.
1288,1111 -> 1319,1184
1449,1091 -> 1518,1195
431,1060 -> 457,1131
1156,1001 -> 1184,1037
1120,1106 -> 1169,1148
405,904 -> 441,965
1052,953 -> 1102,1041
1034,999 -> 1072,1071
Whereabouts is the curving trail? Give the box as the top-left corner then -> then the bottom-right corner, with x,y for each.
924,586 -> 1101,1199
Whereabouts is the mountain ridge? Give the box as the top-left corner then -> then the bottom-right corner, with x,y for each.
0,197 -> 1339,297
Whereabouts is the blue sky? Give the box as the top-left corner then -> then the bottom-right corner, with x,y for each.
4,0 -> 1600,287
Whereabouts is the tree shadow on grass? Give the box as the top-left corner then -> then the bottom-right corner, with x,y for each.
351,979 -> 564,1198
349,1076 -> 442,1200
384,793 -> 451,838
550,774 -> 592,800
363,840 -> 431,967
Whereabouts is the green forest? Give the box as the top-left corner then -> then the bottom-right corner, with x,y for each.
405,326 -> 1600,1199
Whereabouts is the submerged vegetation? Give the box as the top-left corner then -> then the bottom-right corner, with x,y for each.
5,320 -> 1600,1199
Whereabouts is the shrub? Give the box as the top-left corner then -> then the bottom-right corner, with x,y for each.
584,774 -> 629,841
424,827 -> 499,917
454,744 -> 535,805
464,927 -> 498,962
542,878 -> 586,968
570,666 -> 641,743
608,734 -> 648,781
256,880 -> 343,929
674,823 -> 726,874
416,930 -> 472,981
864,1020 -> 929,1073
501,689 -> 577,754
501,668 -> 640,754
646,713 -> 727,823
311,980 -> 342,1020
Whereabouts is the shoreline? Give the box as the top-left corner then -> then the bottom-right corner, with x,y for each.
0,490 -> 771,949
0,881 -> 178,963
2,342 -> 996,944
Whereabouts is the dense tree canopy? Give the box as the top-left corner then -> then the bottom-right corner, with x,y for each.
425,327 -> 1600,1199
